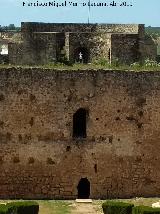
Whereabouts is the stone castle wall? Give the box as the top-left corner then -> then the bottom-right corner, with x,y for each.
21,22 -> 143,34
9,33 -> 63,65
68,33 -> 111,63
0,68 -> 160,199
9,31 -> 112,64
111,34 -> 140,64
8,43 -> 23,64
3,24 -> 157,65
143,36 -> 157,61
8,23 -> 147,65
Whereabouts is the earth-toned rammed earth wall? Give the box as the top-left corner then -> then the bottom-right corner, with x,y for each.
0,68 -> 160,199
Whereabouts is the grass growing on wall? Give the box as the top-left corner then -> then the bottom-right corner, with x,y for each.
0,59 -> 160,71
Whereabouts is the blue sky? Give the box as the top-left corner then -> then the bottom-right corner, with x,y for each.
0,0 -> 160,26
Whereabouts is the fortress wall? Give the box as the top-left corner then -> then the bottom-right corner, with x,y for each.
142,36 -> 157,61
9,33 -> 60,65
68,33 -> 111,63
8,42 -> 39,65
31,33 -> 59,64
0,54 -> 8,64
111,34 -> 140,64
8,43 -> 23,65
8,23 -> 145,65
0,68 -> 160,199
21,22 -> 143,35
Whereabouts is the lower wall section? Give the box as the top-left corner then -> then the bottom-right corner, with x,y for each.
0,140 -> 160,199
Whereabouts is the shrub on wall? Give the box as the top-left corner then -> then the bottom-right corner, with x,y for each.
133,206 -> 160,214
102,201 -> 134,214
92,57 -> 110,66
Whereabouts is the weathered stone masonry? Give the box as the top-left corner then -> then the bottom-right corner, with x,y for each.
0,68 -> 160,199
9,23 -> 151,65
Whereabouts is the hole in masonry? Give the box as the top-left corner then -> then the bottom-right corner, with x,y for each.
66,146 -> 71,152
94,164 -> 98,173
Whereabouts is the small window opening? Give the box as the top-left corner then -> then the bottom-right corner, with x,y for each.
73,108 -> 87,138
108,48 -> 111,62
94,164 -> 98,173
77,178 -> 90,199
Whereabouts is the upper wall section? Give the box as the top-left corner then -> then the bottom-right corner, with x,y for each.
111,34 -> 140,64
21,22 -> 145,35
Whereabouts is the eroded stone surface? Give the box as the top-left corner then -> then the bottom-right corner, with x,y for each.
8,23 -> 156,65
0,68 -> 160,199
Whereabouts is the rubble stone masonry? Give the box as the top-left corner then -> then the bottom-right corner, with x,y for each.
9,23 -> 149,65
0,68 -> 160,199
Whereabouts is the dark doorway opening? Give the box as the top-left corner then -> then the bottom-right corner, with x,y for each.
73,108 -> 87,138
74,47 -> 89,63
77,178 -> 90,199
